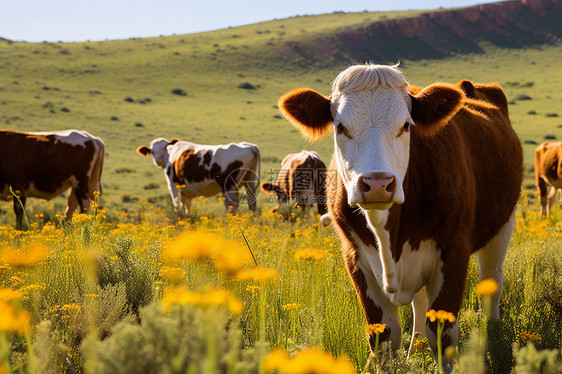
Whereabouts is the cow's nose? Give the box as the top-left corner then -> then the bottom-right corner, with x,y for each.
358,173 -> 396,203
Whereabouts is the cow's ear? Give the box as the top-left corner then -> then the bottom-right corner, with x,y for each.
137,145 -> 151,157
409,83 -> 465,137
279,88 -> 333,141
169,138 -> 180,145
261,182 -> 280,194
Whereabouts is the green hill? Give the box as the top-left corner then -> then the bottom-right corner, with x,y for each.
0,0 -> 561,222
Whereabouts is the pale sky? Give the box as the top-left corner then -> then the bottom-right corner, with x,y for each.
2,0 -> 500,42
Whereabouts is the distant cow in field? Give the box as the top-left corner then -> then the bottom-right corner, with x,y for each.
137,138 -> 260,214
261,150 -> 327,216
278,64 -> 522,364
535,141 -> 562,215
0,129 -> 105,230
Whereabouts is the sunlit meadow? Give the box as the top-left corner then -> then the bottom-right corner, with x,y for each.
0,192 -> 560,373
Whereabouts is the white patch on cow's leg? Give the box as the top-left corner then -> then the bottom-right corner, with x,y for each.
408,287 -> 428,356
180,194 -> 192,215
354,234 -> 401,349
362,270 -> 402,349
164,168 -> 181,210
547,186 -> 558,215
477,209 -> 515,319
365,210 -> 397,293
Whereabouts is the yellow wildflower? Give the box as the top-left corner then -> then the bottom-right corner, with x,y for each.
162,285 -> 243,314
282,303 -> 302,311
519,330 -> 542,344
426,309 -> 456,323
9,276 -> 25,288
0,288 -> 23,301
83,294 -> 99,298
212,242 -> 252,274
412,335 -> 430,353
246,285 -> 260,294
159,266 -> 186,284
235,267 -> 278,282
162,231 -> 223,262
294,248 -> 325,262
61,304 -> 81,312
475,278 -> 499,296
366,323 -> 386,335
264,349 -> 290,372
264,347 -> 354,374
0,243 -> 48,267
72,213 -> 93,225
0,300 -> 30,334
18,284 -> 46,294
444,346 -> 456,358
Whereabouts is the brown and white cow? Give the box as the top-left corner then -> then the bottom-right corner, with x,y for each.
137,138 -> 260,213
261,150 -> 327,216
0,129 -> 105,230
278,64 -> 522,361
534,141 -> 562,215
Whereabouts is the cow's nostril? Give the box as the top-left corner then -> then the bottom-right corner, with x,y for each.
385,177 -> 396,193
358,177 -> 372,193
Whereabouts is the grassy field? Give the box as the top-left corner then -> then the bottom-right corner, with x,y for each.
0,196 -> 560,373
0,5 -> 561,373
1,8 -> 561,221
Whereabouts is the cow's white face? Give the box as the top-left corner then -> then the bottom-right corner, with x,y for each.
149,138 -> 171,167
279,63 -> 466,215
331,87 -> 413,211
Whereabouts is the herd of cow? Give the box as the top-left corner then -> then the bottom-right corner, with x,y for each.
1,64 -> 561,367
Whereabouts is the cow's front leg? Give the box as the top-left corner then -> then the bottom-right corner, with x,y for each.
350,265 -> 401,351
425,250 -> 470,372
164,170 -> 182,212
65,188 -> 79,221
546,186 -> 559,216
223,190 -> 239,214
179,193 -> 192,215
408,287 -> 428,356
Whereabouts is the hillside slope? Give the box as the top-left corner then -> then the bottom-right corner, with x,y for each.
276,0 -> 562,66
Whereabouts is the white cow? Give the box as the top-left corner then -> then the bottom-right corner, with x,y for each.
137,138 -> 260,213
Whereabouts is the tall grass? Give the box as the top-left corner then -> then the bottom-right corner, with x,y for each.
0,196 -> 560,373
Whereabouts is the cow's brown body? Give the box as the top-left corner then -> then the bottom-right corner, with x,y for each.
278,64 -> 522,365
534,141 -> 562,215
0,129 -> 105,229
261,150 -> 327,216
327,82 -> 522,345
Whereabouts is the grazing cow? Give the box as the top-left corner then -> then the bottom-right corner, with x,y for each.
0,129 -> 105,230
261,150 -> 327,216
534,141 -> 562,215
278,64 -> 522,362
137,138 -> 260,213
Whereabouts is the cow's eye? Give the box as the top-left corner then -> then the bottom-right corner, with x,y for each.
336,123 -> 345,135
403,122 -> 410,131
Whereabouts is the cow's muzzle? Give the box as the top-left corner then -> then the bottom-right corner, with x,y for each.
358,172 -> 396,204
